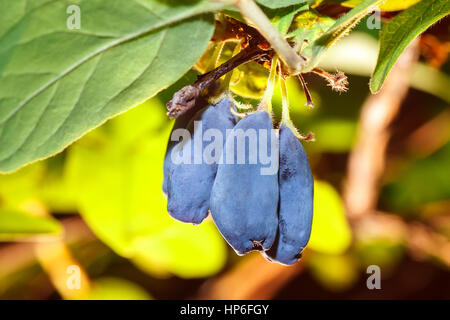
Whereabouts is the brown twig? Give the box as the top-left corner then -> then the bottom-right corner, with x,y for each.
166,45 -> 273,119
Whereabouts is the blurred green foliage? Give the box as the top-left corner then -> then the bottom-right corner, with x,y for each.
382,142 -> 450,213
85,278 -> 152,300
0,209 -> 62,241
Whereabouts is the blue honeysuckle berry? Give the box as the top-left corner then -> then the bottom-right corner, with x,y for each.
163,107 -> 200,196
165,98 -> 238,224
210,111 -> 279,255
264,125 -> 314,265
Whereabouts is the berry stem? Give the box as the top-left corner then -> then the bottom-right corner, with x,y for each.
280,77 -> 291,126
297,74 -> 314,108
259,55 -> 278,114
280,76 -> 315,142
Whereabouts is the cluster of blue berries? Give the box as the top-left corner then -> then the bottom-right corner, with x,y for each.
163,98 -> 313,265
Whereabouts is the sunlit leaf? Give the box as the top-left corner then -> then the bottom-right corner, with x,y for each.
0,209 -> 62,241
0,0 -> 226,173
287,9 -> 335,45
308,180 -> 352,254
267,4 -> 310,35
370,0 -> 450,93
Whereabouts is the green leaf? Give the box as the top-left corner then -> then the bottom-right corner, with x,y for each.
65,98 -> 227,278
255,0 -> 309,9
287,9 -> 335,57
269,4 -> 310,35
302,0 -> 383,72
370,0 -> 450,93
0,209 -> 62,241
308,180 -> 352,254
0,0 -> 228,173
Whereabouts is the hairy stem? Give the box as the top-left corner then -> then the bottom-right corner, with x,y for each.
297,74 -> 314,108
280,77 -> 291,126
259,55 -> 278,114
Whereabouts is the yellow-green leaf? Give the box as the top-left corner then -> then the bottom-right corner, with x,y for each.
0,209 -> 62,241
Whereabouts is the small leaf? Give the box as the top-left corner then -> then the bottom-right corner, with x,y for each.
0,209 -> 62,241
268,4 -> 310,35
0,0 -> 228,173
302,0 -> 383,72
370,0 -> 450,93
287,9 -> 335,55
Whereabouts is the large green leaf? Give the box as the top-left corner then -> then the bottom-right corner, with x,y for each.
0,0 -> 229,173
370,0 -> 450,93
0,209 -> 62,241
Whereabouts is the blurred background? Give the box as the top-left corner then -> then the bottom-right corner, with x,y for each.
0,15 -> 449,300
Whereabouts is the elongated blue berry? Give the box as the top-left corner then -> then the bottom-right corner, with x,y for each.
210,111 -> 279,255
166,98 -> 237,224
163,107 -> 199,196
264,125 -> 313,265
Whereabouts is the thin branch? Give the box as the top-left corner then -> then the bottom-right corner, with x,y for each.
166,45 -> 272,119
